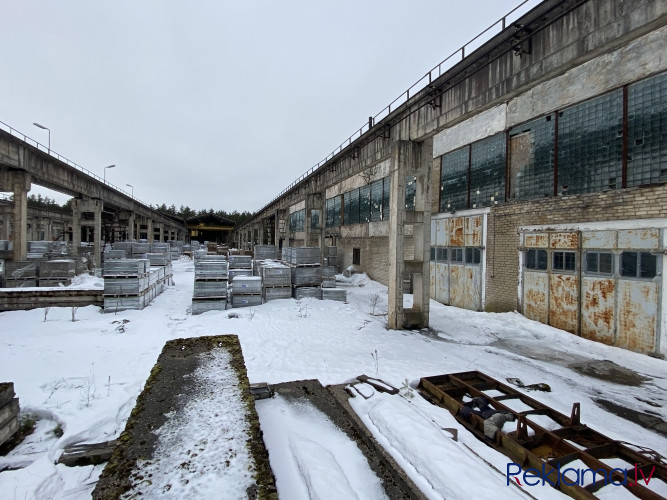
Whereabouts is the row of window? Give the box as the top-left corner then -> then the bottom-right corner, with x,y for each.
524,249 -> 658,279
430,246 -> 482,265
325,177 -> 391,228
439,71 -> 667,212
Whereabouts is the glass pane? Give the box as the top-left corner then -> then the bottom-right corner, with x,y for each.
359,185 -> 371,223
382,177 -> 390,220
370,179 -> 383,222
470,133 -> 506,208
553,252 -> 564,270
599,253 -> 612,274
437,248 -> 447,261
333,195 -> 341,226
430,247 -> 436,261
537,250 -> 548,270
564,252 -> 575,271
509,115 -> 555,200
628,72 -> 667,187
526,249 -> 536,269
440,147 -> 469,212
311,209 -> 320,229
640,252 -> 657,278
405,176 -> 416,211
586,252 -> 598,273
620,252 -> 638,277
557,90 -> 623,195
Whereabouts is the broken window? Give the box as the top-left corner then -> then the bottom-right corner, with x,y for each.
439,147 -> 469,212
557,90 -> 623,195
524,249 -> 547,270
352,248 -> 361,265
627,71 -> 667,187
620,251 -> 657,279
437,247 -> 447,262
552,251 -> 576,272
382,177 -> 390,220
325,198 -> 335,228
470,133 -> 505,208
509,115 -> 554,200
370,179 -> 383,222
359,184 -> 371,223
405,176 -> 416,211
450,248 -> 463,263
585,251 -> 613,275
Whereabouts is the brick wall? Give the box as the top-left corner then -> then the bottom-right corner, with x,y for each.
485,183 -> 667,312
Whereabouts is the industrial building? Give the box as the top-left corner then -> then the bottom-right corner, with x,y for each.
235,0 -> 667,357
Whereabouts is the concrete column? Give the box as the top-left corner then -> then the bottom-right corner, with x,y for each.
259,221 -> 265,245
158,223 -> 164,243
92,202 -> 102,268
147,219 -> 154,243
0,214 -> 8,240
11,172 -> 31,262
72,199 -> 82,253
128,213 -> 135,240
388,140 -> 431,330
304,195 -> 312,247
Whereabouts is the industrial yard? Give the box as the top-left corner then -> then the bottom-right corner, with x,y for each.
1,256 -> 666,499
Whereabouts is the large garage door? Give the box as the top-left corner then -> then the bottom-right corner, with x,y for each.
430,215 -> 485,311
520,227 -> 663,355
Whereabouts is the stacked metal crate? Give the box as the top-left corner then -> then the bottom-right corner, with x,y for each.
253,245 -> 278,260
320,264 -> 346,302
27,241 -> 49,260
260,261 -> 292,301
323,246 -> 338,271
284,247 -> 322,300
230,276 -> 262,307
228,255 -> 253,281
192,254 -> 228,315
103,259 -> 150,311
131,242 -> 151,259
168,241 -> 183,261
4,261 -> 38,288
38,259 -> 76,287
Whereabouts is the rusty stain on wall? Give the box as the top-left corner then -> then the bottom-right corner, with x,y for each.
549,232 -> 578,249
617,281 -> 657,354
548,274 -> 579,333
523,272 -> 548,323
450,218 -> 464,247
523,233 -> 548,248
617,228 -> 660,250
581,278 -> 615,345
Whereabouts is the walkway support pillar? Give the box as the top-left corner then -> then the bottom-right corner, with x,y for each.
388,139 -> 432,330
11,171 -> 31,262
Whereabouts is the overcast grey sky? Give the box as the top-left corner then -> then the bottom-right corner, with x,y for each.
1,0 -> 538,213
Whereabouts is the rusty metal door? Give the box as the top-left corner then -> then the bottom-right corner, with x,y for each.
522,227 -> 663,355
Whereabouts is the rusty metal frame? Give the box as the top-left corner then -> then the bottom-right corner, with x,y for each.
418,371 -> 667,500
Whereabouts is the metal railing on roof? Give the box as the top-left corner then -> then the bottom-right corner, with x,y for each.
251,0 -> 540,219
0,119 -> 148,207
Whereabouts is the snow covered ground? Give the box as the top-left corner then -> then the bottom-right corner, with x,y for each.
0,257 -> 666,499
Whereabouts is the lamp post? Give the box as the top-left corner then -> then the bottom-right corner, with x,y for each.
32,122 -> 50,154
126,183 -> 133,198
103,164 -> 116,183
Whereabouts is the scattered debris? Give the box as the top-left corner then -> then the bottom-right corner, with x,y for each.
506,377 -> 551,392
356,375 -> 399,395
58,440 -> 118,467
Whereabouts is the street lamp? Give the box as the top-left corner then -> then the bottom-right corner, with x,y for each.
32,122 -> 50,154
126,183 -> 133,198
103,164 -> 116,183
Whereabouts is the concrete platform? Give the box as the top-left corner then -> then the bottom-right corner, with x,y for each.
92,335 -> 276,499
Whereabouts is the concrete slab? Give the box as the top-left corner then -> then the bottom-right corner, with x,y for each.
92,335 -> 276,499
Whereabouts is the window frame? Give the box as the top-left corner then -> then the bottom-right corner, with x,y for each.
524,249 -> 548,271
584,251 -> 613,275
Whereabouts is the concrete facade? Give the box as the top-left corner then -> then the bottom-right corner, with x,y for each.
235,0 -> 667,355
